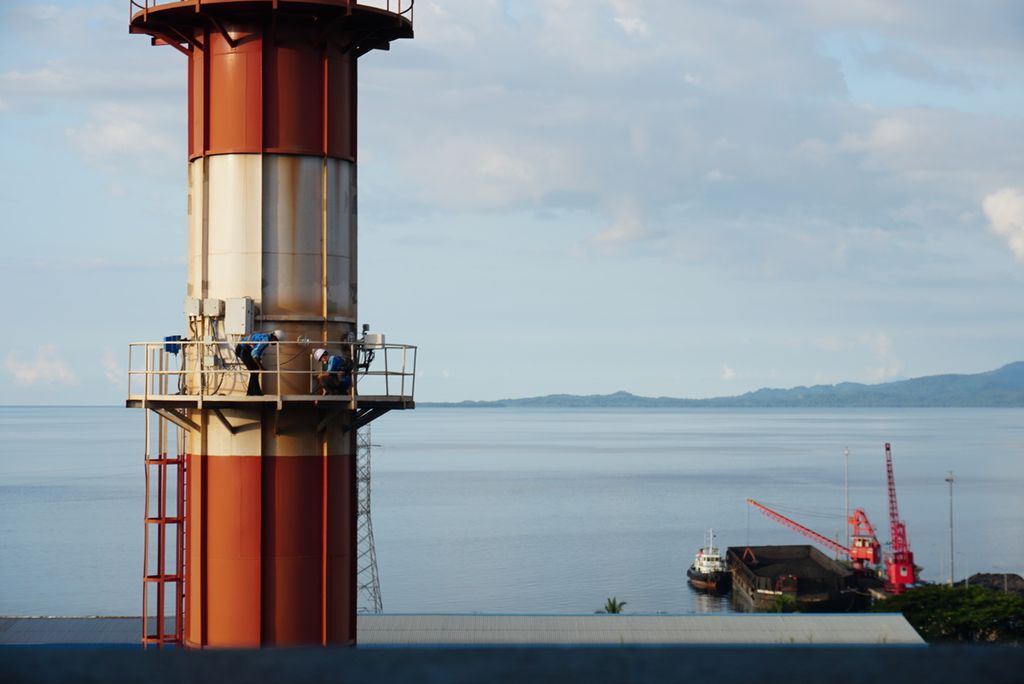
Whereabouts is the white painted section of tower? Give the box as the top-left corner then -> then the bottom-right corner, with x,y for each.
187,154 -> 357,336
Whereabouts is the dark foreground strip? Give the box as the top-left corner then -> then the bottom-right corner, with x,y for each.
1,646 -> 1022,684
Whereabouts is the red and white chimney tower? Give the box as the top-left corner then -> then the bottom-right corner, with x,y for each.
128,0 -> 414,647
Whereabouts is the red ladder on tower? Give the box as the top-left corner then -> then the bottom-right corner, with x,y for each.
142,404 -> 186,646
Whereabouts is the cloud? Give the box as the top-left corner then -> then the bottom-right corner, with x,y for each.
361,0 -> 1024,270
0,67 -> 71,95
859,332 -> 892,357
403,137 -> 581,212
592,214 -> 651,244
0,65 -> 179,101
814,335 -> 844,352
869,362 -> 904,381
610,0 -> 648,37
25,254 -> 185,273
982,188 -> 1024,262
841,116 -> 916,154
65,103 -> 180,173
102,349 -> 122,389
4,345 -> 78,387
858,332 -> 904,381
806,332 -> 904,382
21,4 -> 60,21
857,45 -> 975,90
590,199 -> 657,245
720,364 -> 737,380
794,137 -> 831,162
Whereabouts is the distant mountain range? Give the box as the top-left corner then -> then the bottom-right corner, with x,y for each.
422,362 -> 1024,408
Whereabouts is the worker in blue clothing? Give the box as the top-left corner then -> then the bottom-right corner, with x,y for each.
313,348 -> 353,395
234,329 -> 285,396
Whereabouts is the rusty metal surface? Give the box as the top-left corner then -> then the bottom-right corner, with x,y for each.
326,159 -> 357,317
131,0 -> 415,21
207,29 -> 263,154
262,155 -> 331,318
179,407 -> 358,647
187,155 -> 358,354
130,3 -> 408,160
130,1 -> 414,42
184,415 -> 357,647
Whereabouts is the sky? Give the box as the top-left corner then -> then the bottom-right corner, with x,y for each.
2,0 -> 1024,404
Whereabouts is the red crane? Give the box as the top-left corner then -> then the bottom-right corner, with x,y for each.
884,443 -> 917,593
747,499 -> 881,567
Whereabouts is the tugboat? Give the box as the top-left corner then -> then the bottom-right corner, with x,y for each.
687,529 -> 731,592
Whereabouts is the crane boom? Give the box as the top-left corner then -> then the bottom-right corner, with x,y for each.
746,499 -> 849,557
885,442 -> 907,554
883,443 -> 916,591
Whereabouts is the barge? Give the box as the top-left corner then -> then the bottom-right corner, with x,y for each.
727,545 -> 874,612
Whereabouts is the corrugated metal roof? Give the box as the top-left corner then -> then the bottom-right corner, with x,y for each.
358,614 -> 923,646
0,615 -> 924,646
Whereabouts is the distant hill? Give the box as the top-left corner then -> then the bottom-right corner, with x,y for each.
422,362 -> 1024,408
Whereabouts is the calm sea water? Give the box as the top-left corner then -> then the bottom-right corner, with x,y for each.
1,406 -> 1022,616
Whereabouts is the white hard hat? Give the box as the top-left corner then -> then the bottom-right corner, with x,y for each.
313,348 -> 328,362
272,329 -> 286,341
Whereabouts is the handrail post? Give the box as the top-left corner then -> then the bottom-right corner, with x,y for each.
198,340 -> 205,404
276,341 -> 283,410
351,341 -> 358,410
399,346 -> 406,396
309,348 -> 315,395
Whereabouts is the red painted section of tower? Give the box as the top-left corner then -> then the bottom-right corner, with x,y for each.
131,0 -> 412,161
185,452 -> 357,647
186,27 -> 359,161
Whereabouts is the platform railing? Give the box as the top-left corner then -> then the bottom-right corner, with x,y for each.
129,0 -> 414,23
127,339 -> 416,406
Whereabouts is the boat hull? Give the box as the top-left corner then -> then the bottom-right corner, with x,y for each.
687,566 -> 731,593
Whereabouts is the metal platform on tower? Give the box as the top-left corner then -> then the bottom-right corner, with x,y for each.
127,339 -> 415,434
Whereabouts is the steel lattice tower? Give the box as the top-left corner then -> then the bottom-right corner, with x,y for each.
356,426 -> 382,613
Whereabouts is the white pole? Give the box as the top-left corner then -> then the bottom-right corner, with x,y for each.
945,471 -> 955,586
844,447 -> 850,550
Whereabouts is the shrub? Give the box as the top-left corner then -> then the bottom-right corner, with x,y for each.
871,584 -> 1024,643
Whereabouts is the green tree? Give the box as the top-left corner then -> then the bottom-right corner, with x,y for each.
871,584 -> 1024,643
597,597 -> 627,614
772,594 -> 797,613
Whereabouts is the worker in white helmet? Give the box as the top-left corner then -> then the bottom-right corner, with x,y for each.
234,329 -> 286,396
313,348 -> 353,395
